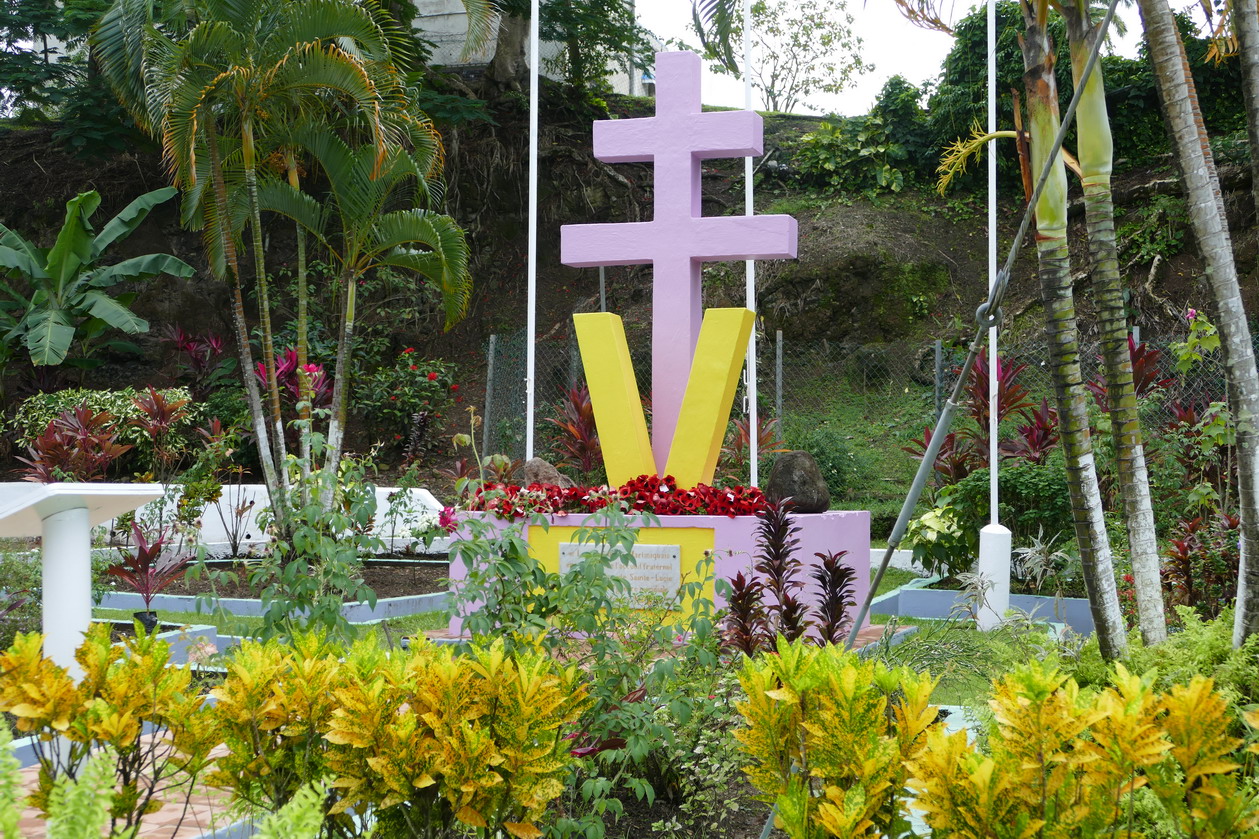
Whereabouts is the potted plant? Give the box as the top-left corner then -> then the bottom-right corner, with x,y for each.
106,523 -> 190,632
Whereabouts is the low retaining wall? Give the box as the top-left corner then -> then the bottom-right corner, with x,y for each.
870,576 -> 1096,635
100,590 -> 449,621
449,510 -> 871,634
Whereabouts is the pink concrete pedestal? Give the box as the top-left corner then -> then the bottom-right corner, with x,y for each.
447,510 -> 871,635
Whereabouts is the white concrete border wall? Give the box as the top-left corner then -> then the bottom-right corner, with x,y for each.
119,484 -> 453,556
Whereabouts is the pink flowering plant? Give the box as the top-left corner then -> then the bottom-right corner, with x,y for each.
356,350 -> 458,442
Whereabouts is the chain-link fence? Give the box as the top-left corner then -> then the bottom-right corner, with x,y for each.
479,325 -> 1232,474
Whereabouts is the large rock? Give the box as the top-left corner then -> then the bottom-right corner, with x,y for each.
520,457 -> 574,488
765,451 -> 830,513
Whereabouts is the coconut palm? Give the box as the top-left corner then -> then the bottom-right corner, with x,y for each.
258,119 -> 471,488
1133,0 -> 1259,645
1058,0 -> 1166,645
1018,0 -> 1126,659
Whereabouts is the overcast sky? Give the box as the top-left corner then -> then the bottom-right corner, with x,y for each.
633,1 -> 1146,117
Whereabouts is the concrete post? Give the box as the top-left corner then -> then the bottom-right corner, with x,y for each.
41,504 -> 92,677
976,523 -> 1012,630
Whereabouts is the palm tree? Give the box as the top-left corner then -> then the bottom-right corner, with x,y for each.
258,120 -> 471,490
1019,0 -> 1126,659
94,0 -> 404,525
1058,0 -> 1166,645
1134,0 -> 1259,645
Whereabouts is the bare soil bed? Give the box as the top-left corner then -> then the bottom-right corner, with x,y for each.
163,560 -> 450,601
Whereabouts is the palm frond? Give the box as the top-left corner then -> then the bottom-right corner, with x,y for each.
936,120 -> 1017,194
369,210 -> 471,329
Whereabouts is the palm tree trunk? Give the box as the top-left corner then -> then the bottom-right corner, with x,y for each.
1022,0 -> 1127,659
1135,0 -> 1259,645
1064,6 -> 1167,645
205,123 -> 281,507
1233,0 -> 1259,218
241,115 -> 291,495
322,261 -> 358,508
286,152 -> 313,493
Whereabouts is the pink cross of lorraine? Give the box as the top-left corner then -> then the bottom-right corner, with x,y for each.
560,51 -> 798,473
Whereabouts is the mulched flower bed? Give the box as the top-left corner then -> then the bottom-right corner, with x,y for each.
467,474 -> 769,519
158,561 -> 449,601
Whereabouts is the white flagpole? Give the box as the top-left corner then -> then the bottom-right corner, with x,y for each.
743,0 -> 759,487
987,0 -> 998,523
525,0 -> 540,461
977,0 -> 1011,631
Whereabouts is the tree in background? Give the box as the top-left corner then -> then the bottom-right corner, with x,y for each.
691,0 -> 871,114
485,0 -> 651,96
0,0 -> 135,152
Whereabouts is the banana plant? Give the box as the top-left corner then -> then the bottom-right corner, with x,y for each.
0,188 -> 193,367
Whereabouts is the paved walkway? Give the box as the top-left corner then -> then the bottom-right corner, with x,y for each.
15,742 -> 239,839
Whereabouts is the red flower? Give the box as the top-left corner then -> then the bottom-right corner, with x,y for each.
390,396 -> 397,401
427,372 -> 438,381
402,347 -> 415,354
410,365 -> 418,370
451,384 -> 460,392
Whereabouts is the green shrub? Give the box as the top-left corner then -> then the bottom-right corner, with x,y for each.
783,424 -> 863,502
355,350 -> 457,443
790,115 -> 906,195
8,387 -> 194,467
946,458 -> 1074,545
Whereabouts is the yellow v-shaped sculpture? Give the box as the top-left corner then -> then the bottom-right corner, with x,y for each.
574,308 -> 754,489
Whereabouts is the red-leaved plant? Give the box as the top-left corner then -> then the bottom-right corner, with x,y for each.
722,571 -> 769,656
811,550 -> 856,644
753,499 -> 811,643
17,406 -> 133,483
546,384 -> 602,477
107,523 -> 191,612
1085,336 -> 1176,407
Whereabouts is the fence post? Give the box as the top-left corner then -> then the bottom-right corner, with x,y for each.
775,329 -> 784,430
568,328 -> 581,388
482,334 -> 496,457
934,339 -> 944,420
599,266 -> 607,312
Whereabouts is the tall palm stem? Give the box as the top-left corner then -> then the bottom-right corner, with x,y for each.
322,259 -> 358,501
1022,0 -> 1126,658
1064,5 -> 1166,645
286,152 -> 313,487
206,122 -> 281,504
1135,0 -> 1259,645
241,114 -> 290,491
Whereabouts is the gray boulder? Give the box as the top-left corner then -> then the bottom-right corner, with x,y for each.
765,451 -> 830,513
520,457 -> 574,488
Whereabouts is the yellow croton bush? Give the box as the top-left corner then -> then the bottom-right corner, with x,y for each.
0,628 -> 587,839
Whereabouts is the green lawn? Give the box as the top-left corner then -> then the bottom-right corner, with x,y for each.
872,566 -> 924,598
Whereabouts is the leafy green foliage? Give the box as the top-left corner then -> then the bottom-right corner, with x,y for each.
9,386 -> 195,469
355,349 -> 457,445
1118,194 -> 1189,264
871,75 -> 934,180
0,188 -> 192,367
450,502 -> 722,838
536,0 -> 652,93
791,115 -> 907,195
782,423 -> 863,502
